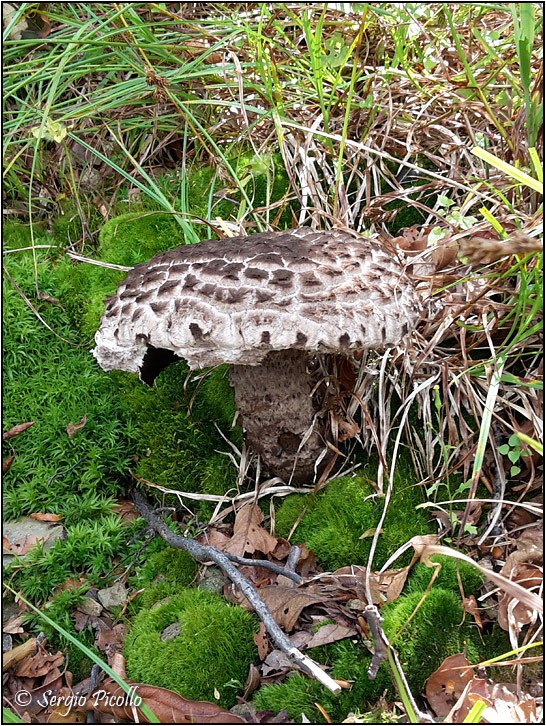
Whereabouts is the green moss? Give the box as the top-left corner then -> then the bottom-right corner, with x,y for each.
7,517 -> 144,602
2,220 -> 48,249
51,200 -> 83,244
274,460 -> 433,571
255,588 -> 484,721
98,212 -> 187,266
125,588 -> 258,708
187,150 -> 293,230
405,556 -> 485,596
138,547 -> 199,591
3,249 -> 131,523
254,674 -> 332,723
118,362 -> 240,506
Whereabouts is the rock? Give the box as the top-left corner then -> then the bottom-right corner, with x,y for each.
230,702 -> 257,719
77,597 -> 103,616
198,567 -> 229,594
160,622 -> 182,642
151,596 -> 173,611
2,599 -> 20,625
3,633 -> 13,653
3,517 -> 64,566
346,598 -> 365,611
97,582 -> 127,610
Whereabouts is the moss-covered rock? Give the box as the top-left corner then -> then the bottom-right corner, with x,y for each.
125,588 -> 258,708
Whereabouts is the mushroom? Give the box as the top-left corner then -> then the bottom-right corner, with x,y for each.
92,228 -> 420,482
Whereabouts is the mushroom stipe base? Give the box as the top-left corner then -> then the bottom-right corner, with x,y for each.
229,349 -> 330,483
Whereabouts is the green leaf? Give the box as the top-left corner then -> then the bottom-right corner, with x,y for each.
437,195 -> 455,207
516,432 -> 543,456
471,147 -> 544,193
497,444 -> 510,455
463,700 -> 488,723
510,465 -> 521,477
508,449 -> 520,464
2,708 -> 23,724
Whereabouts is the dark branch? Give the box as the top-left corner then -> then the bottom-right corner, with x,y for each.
131,488 -> 340,694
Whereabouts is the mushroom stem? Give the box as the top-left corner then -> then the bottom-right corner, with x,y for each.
229,350 -> 328,483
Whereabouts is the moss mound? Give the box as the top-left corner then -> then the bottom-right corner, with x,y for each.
254,588 -> 484,722
125,588 -> 258,708
135,546 -> 200,609
274,463 -> 433,571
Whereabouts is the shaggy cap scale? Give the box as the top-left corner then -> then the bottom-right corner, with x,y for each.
92,228 -> 421,380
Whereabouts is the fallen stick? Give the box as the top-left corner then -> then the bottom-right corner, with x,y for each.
131,488 -> 341,695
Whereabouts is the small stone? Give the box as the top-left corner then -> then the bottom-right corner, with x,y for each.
151,596 -> 172,611
198,567 -> 229,594
347,598 -> 365,611
3,633 -> 13,653
77,597 -> 103,616
2,599 -> 20,625
230,702 -> 257,719
160,622 -> 181,642
97,582 -> 127,610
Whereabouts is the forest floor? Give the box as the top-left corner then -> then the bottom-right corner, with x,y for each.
2,3 -> 543,724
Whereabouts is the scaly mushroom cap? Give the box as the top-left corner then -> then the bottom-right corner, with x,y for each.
92,228 -> 420,381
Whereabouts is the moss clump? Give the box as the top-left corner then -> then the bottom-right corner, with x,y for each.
6,516 -> 144,602
138,547 -> 199,593
254,588 -> 484,721
254,674 -> 331,723
405,555 -> 485,596
187,150 -> 294,230
2,249 -> 131,523
118,362 -> 240,505
274,461 -> 433,571
125,588 -> 257,708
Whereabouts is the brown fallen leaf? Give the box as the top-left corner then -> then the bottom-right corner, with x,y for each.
16,643 -> 64,678
305,624 -> 357,650
83,679 -> 244,723
3,614 -> 26,634
497,567 -> 543,636
112,498 -> 140,523
243,663 -> 261,700
96,623 -> 127,657
447,676 -> 539,723
328,564 -> 411,604
37,291 -> 63,307
3,455 -> 15,473
3,421 -> 35,440
251,586 -> 326,631
425,653 -> 474,718
66,414 -> 86,438
222,502 -> 278,557
253,622 -> 269,660
262,649 -> 292,676
30,512 -> 63,522
5,533 -> 50,556
46,703 -> 86,723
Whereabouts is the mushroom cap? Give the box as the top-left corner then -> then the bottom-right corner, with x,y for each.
92,228 -> 421,380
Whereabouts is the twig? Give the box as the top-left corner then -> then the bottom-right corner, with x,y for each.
131,488 -> 340,694
47,457 -> 85,487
